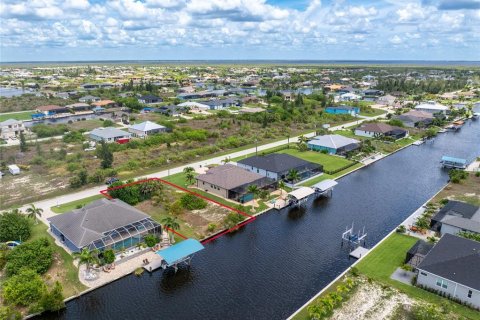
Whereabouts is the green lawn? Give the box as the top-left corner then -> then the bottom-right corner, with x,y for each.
359,108 -> 386,117
51,194 -> 104,213
0,111 -> 33,122
276,149 -> 355,172
356,233 -> 480,319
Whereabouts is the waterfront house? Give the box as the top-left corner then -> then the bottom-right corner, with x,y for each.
79,95 -> 101,103
338,92 -> 361,102
203,98 -> 238,110
195,164 -> 274,203
307,134 -> 360,155
354,123 -> 409,139
36,105 -> 69,116
325,106 -> 360,116
90,127 -> 132,143
405,239 -> 434,268
177,101 -> 210,111
0,119 -> 26,140
129,121 -> 167,138
93,100 -> 116,108
430,201 -> 480,235
65,103 -> 92,112
48,198 -> 161,253
394,110 -> 434,128
237,153 -> 322,182
414,101 -> 448,116
138,95 -> 162,104
416,234 -> 480,309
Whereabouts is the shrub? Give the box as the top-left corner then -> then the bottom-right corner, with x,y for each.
103,249 -> 116,265
5,238 -> 54,276
223,213 -> 245,229
63,131 -> 85,143
2,268 -> 47,306
0,305 -> 21,320
448,169 -> 467,183
180,194 -> 207,210
39,281 -> 65,312
144,234 -> 159,248
103,120 -> 115,127
396,225 -> 406,233
207,223 -> 217,232
0,211 -> 31,242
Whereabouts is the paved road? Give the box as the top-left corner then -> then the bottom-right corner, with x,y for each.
17,112 -> 388,223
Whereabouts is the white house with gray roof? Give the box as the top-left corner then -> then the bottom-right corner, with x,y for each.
128,121 -> 167,138
48,198 -> 161,253
90,127 -> 131,143
307,134 -> 360,155
416,234 -> 480,309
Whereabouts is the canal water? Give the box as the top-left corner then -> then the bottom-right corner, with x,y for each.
40,116 -> 480,320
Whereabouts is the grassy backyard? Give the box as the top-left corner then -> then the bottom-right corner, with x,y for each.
51,194 -> 104,213
359,108 -> 386,117
356,233 -> 480,319
276,149 -> 356,172
0,110 -> 34,122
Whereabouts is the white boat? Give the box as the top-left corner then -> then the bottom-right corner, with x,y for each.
438,129 -> 447,133
412,140 -> 425,146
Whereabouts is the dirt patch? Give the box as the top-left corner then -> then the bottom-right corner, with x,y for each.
432,173 -> 480,206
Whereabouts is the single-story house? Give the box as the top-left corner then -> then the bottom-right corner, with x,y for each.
92,100 -> 116,108
430,201 -> 480,235
325,106 -> 360,116
177,101 -> 210,111
416,234 -> 480,309
338,92 -> 361,101
90,127 -> 132,143
157,105 -> 187,116
405,239 -> 434,268
79,95 -> 100,103
414,101 -> 448,115
48,198 -> 161,253
203,98 -> 238,110
363,89 -> 384,96
128,121 -> 167,138
36,105 -> 69,116
394,110 -> 434,128
237,153 -> 322,182
354,123 -> 409,139
377,95 -> 396,106
307,134 -> 360,155
0,119 -> 26,140
195,164 -> 274,203
138,95 -> 162,104
65,103 -> 92,112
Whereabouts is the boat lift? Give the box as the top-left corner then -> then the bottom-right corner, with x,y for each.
312,179 -> 338,197
287,186 -> 316,207
440,155 -> 468,169
153,238 -> 205,273
341,223 -> 369,258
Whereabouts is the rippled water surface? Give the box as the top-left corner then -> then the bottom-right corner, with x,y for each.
40,116 -> 480,320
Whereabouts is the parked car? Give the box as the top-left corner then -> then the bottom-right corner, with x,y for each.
106,177 -> 119,185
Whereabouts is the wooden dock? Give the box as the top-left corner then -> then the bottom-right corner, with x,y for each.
349,246 -> 369,259
143,255 -> 164,272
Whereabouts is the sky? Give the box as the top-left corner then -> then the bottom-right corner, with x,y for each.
0,0 -> 479,62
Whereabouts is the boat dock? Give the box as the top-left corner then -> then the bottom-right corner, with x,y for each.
145,238 -> 205,273
440,155 -> 468,169
349,246 -> 369,259
412,140 -> 424,146
312,179 -> 338,197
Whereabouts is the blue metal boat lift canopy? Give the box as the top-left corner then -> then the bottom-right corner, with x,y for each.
156,239 -> 204,269
441,156 -> 467,169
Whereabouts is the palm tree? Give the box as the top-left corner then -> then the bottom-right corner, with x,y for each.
26,204 -> 43,224
278,180 -> 287,199
183,167 -> 196,185
297,135 -> 308,151
221,157 -> 230,164
287,169 -> 300,184
161,216 -> 180,243
73,248 -> 99,275
247,184 -> 259,209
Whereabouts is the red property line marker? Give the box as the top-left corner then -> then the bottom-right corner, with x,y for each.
99,177 -> 256,245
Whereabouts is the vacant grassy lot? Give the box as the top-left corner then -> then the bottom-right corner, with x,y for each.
359,108 -> 386,117
431,173 -> 480,206
356,233 -> 480,319
276,148 -> 355,172
51,194 -> 104,213
0,110 -> 34,122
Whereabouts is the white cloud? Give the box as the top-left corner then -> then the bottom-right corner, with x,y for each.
63,0 -> 90,10
390,35 -> 402,44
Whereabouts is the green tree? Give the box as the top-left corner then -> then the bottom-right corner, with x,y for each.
73,248 -> 99,273
5,238 -> 54,276
39,281 -> 65,312
2,268 -> 47,307
26,204 -> 43,225
144,234 -> 159,248
161,216 -> 180,243
278,180 -> 287,199
19,131 -> 27,152
97,141 -> 114,169
0,210 -> 31,242
183,167 -> 195,185
247,184 -> 260,209
103,249 -> 116,265
0,305 -> 21,320
287,169 -> 300,184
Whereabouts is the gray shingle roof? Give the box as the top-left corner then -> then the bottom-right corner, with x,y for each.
196,164 -> 266,190
90,127 -> 131,139
48,198 -> 151,248
417,234 -> 480,291
308,134 -> 360,149
237,153 -> 320,173
432,200 -> 480,223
